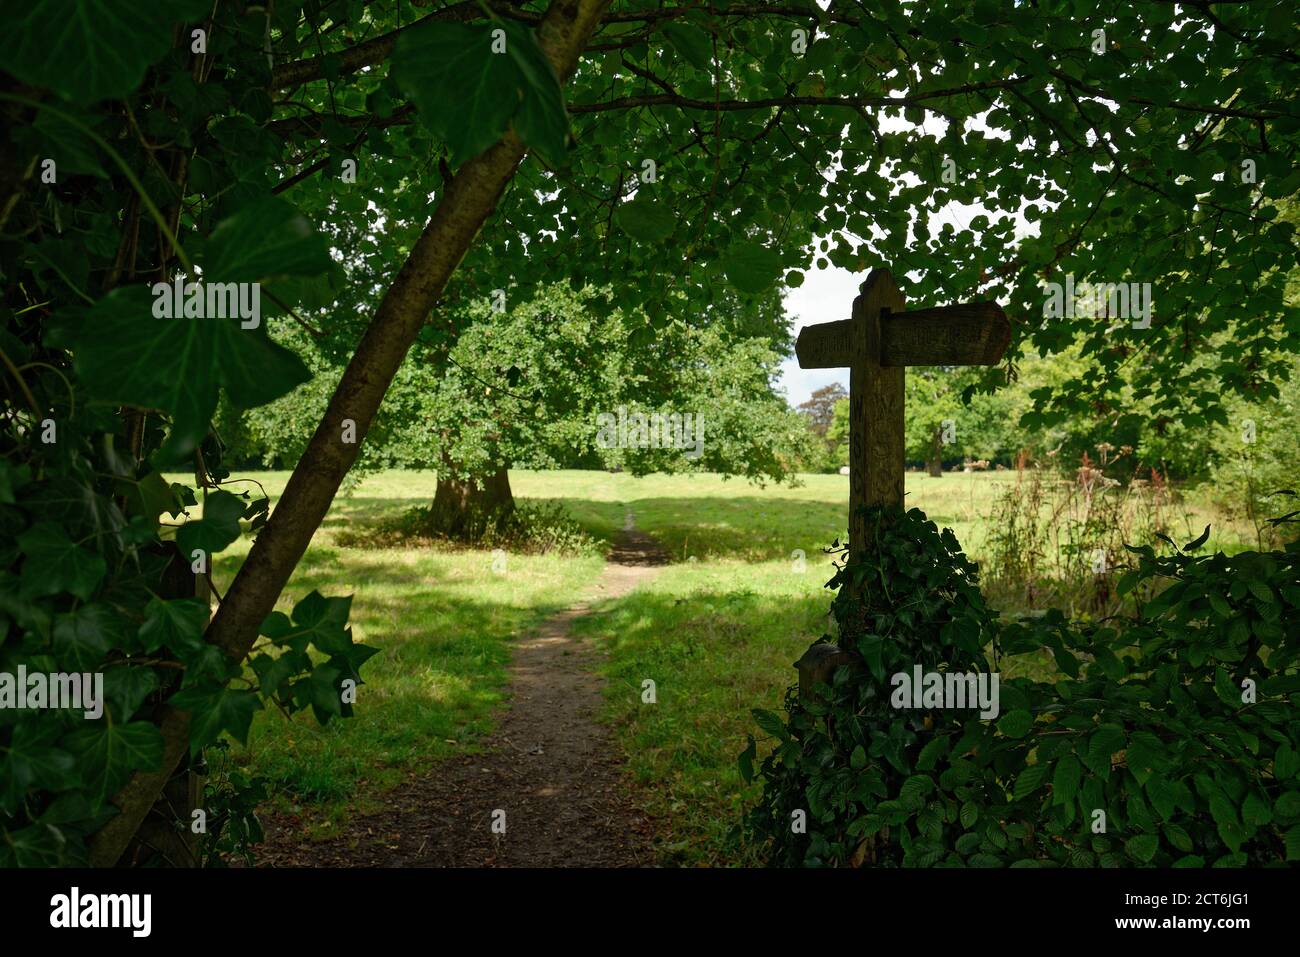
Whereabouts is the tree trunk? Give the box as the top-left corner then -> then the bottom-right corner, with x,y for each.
87,0 -> 612,868
429,464 -> 514,536
927,427 -> 944,477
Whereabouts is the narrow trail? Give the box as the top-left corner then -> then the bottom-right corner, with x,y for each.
257,512 -> 666,867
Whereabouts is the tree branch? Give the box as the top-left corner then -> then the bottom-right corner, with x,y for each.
270,3 -> 853,90
567,78 -> 1034,114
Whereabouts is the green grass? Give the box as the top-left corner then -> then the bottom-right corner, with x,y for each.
544,468 -> 1256,865
516,467 -> 1250,564
179,470 -> 604,834
571,558 -> 832,865
174,467 -> 1255,853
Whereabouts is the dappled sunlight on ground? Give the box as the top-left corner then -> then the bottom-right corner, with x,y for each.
175,467 -> 1254,857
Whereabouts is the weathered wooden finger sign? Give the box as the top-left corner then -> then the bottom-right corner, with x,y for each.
796,268 -> 1011,565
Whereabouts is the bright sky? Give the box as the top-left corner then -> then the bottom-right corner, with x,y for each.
778,265 -> 860,407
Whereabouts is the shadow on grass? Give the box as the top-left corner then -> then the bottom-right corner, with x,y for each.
572,577 -> 834,866
214,553 -> 587,816
556,496 -> 972,564
287,493 -> 900,565
572,564 -> 1061,865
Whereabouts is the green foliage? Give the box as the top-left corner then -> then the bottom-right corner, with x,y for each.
1204,359 -> 1300,544
794,383 -> 846,472
0,0 -> 209,103
389,499 -> 599,556
0,53 -> 370,863
393,20 -> 568,167
745,506 -> 1300,867
811,344 -> 1299,484
228,283 -> 809,485
2,0 -> 1297,869
195,742 -> 267,867
0,384 -> 373,863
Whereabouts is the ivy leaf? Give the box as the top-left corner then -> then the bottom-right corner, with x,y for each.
117,471 -> 182,530
0,824 -> 69,868
17,522 -> 105,599
0,0 -> 209,103
175,490 -> 246,558
138,597 -> 209,655
249,649 -> 312,701
25,110 -> 107,178
500,21 -> 570,167
65,720 -> 165,808
291,663 -> 346,723
393,22 -> 521,167
170,684 -> 263,751
51,605 -> 117,671
0,723 -> 77,815
281,590 -> 355,656
202,196 -> 333,284
102,667 -> 159,722
72,286 -> 310,463
723,241 -> 784,295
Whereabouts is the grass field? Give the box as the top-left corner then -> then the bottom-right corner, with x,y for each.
196,471 -> 606,831
185,468 -> 1255,851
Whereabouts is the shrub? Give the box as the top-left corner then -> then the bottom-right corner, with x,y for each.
983,446 -> 1189,617
743,505 -> 1300,867
372,499 -> 598,556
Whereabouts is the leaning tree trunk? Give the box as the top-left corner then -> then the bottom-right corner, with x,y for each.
927,427 -> 944,477
87,0 -> 612,869
429,463 -> 514,536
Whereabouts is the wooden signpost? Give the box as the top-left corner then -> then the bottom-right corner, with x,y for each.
796,267 -> 1011,564
793,267 -> 1011,697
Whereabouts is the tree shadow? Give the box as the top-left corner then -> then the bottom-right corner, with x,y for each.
215,552 -> 588,807
536,495 -> 848,563
570,578 -> 832,864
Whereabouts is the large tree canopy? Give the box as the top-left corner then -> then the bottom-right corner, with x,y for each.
1,0 -> 1296,866
226,282 -> 808,483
